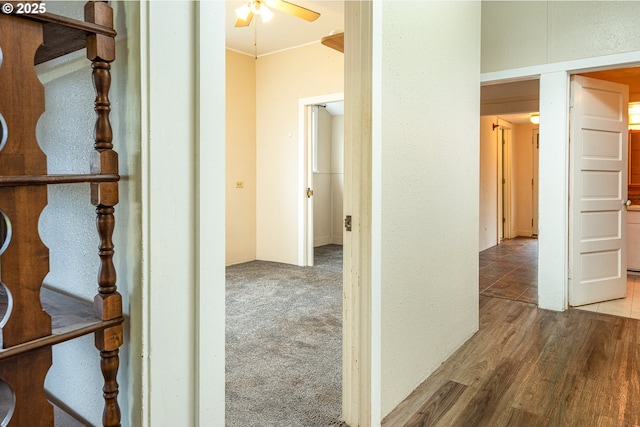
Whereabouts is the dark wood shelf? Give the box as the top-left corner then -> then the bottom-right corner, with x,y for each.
0,173 -> 120,187
0,3 -> 117,64
0,388 -> 90,426
0,2 -> 122,423
53,402 -> 91,427
0,287 -> 123,361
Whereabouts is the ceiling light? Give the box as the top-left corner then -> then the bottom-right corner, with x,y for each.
530,113 -> 540,125
630,102 -> 640,130
235,1 -> 274,24
259,4 -> 274,23
235,3 -> 251,21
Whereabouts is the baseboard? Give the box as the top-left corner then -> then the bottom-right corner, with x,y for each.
516,230 -> 533,237
314,236 -> 333,247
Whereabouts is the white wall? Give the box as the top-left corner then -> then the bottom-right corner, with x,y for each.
482,1 -> 640,73
256,43 -> 343,264
142,2 -> 226,425
36,1 -> 140,424
378,1 -> 480,418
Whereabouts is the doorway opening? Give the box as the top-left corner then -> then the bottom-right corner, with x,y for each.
480,79 -> 541,304
569,66 -> 640,318
299,94 -> 344,266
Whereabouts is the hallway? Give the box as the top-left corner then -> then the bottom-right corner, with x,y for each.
480,237 -> 640,318
479,237 -> 538,304
381,294 -> 640,427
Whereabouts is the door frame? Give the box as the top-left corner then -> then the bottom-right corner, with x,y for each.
533,129 -> 539,236
481,51 -> 640,311
298,92 -> 344,267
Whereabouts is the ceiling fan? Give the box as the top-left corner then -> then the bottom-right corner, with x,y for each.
234,0 -> 321,27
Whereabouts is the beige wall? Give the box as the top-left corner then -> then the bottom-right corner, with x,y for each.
255,43 -> 343,264
226,50 -> 257,265
482,1 -> 640,73
379,1 -> 481,417
514,123 -> 538,237
479,116 -> 498,251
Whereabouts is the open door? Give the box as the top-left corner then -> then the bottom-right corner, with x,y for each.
569,75 -> 629,306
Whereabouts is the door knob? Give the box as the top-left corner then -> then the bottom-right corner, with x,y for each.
624,199 -> 632,206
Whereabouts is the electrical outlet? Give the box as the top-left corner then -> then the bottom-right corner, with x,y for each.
236,181 -> 244,189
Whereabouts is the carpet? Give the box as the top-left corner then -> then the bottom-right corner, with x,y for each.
226,245 -> 345,427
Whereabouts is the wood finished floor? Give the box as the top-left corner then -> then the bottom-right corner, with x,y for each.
382,296 -> 640,427
479,237 -> 538,304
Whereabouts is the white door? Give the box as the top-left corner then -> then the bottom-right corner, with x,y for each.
569,75 -> 629,306
305,104 -> 316,266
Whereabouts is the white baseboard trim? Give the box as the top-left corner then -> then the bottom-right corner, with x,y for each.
314,236 -> 333,247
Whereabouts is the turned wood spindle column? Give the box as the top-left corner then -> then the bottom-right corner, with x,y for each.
85,2 -> 122,427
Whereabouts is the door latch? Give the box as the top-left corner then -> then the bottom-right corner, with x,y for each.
307,188 -> 314,198
344,215 -> 352,232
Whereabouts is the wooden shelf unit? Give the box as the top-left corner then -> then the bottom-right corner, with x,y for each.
0,2 -> 123,426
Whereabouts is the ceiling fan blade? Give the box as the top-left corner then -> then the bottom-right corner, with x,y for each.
235,11 -> 254,27
268,0 -> 320,22
321,32 -> 344,53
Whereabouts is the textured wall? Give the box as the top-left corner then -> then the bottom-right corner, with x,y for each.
379,1 -> 481,417
482,1 -> 640,73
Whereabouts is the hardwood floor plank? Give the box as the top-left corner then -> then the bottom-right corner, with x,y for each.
383,295 -> 640,427
402,381 -> 466,427
503,407 -> 542,427
449,360 -> 522,426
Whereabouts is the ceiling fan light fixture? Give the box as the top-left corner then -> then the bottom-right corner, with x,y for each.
259,5 -> 275,23
235,3 -> 251,21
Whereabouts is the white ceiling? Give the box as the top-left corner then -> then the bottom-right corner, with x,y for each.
225,1 -> 345,57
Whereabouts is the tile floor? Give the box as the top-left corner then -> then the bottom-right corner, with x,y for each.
479,237 -> 538,304
573,273 -> 640,319
479,237 -> 640,319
